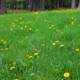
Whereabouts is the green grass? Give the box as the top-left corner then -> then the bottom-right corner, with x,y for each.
0,10 -> 80,80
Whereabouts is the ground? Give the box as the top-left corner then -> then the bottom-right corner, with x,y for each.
0,10 -> 80,80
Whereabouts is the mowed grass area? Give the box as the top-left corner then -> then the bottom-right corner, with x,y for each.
0,10 -> 80,80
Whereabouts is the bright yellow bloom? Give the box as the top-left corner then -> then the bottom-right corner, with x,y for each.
28,56 -> 33,59
1,39 -> 4,42
59,44 -> 64,47
71,21 -> 74,25
55,40 -> 60,43
52,43 -> 56,46
14,79 -> 19,80
5,48 -> 9,51
64,72 -> 70,78
3,41 -> 7,44
33,12 -> 39,15
75,48 -> 80,52
10,66 -> 16,70
34,53 -> 39,56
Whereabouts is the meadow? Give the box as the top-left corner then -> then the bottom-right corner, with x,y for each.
0,10 -> 80,80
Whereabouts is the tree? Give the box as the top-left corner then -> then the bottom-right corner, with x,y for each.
78,0 -> 80,8
40,0 -> 45,10
71,0 -> 76,8
28,0 -> 34,11
0,0 -> 7,13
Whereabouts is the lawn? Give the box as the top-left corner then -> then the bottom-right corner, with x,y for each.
0,10 -> 80,80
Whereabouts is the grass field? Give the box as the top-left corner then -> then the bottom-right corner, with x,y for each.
0,10 -> 80,80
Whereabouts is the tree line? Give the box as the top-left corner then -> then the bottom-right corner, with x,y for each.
0,0 -> 80,13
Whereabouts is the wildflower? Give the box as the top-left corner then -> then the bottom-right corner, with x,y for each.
28,55 -> 33,59
41,43 -> 45,46
5,48 -> 9,51
52,43 -> 56,46
34,53 -> 39,56
12,22 -> 15,25
59,44 -> 64,48
20,27 -> 24,30
64,72 -> 70,78
1,39 -> 4,42
29,28 -> 32,31
14,78 -> 19,80
10,28 -> 13,31
75,48 -> 80,52
55,40 -> 60,43
33,12 -> 39,15
35,29 -> 39,32
10,66 -> 16,70
3,41 -> 7,44
71,21 -> 74,25
24,25 -> 27,28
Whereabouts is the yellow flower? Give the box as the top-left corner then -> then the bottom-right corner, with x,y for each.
28,56 -> 33,59
75,48 -> 80,52
52,43 -> 56,46
64,72 -> 70,78
14,78 -> 19,80
3,41 -> 7,44
1,39 -> 4,42
5,48 -> 9,51
41,43 -> 45,47
20,27 -> 24,30
33,12 -> 39,15
55,40 -> 60,43
34,53 -> 39,56
59,44 -> 64,48
29,28 -> 32,31
10,66 -> 16,70
10,28 -> 13,31
12,22 -> 15,25
71,21 -> 74,25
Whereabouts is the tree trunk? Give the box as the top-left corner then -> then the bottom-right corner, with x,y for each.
71,0 -> 76,8
40,0 -> 45,10
28,0 -> 34,11
78,0 -> 80,8
0,0 -> 7,13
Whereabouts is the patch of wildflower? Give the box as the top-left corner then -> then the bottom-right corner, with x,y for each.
75,48 -> 80,52
64,72 -> 70,79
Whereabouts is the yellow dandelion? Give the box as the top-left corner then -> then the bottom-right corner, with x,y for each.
71,17 -> 74,20
52,43 -> 56,46
14,78 -> 19,80
10,28 -> 13,31
71,21 -> 74,25
10,66 -> 16,70
35,29 -> 39,32
75,48 -> 80,52
29,28 -> 32,31
5,48 -> 9,51
1,39 -> 4,42
34,53 -> 39,56
20,27 -> 24,30
3,41 -> 7,44
28,55 -> 33,59
33,12 -> 39,15
24,25 -> 27,28
60,44 -> 64,48
41,43 -> 45,46
12,22 -> 15,25
64,72 -> 70,78
55,40 -> 60,43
